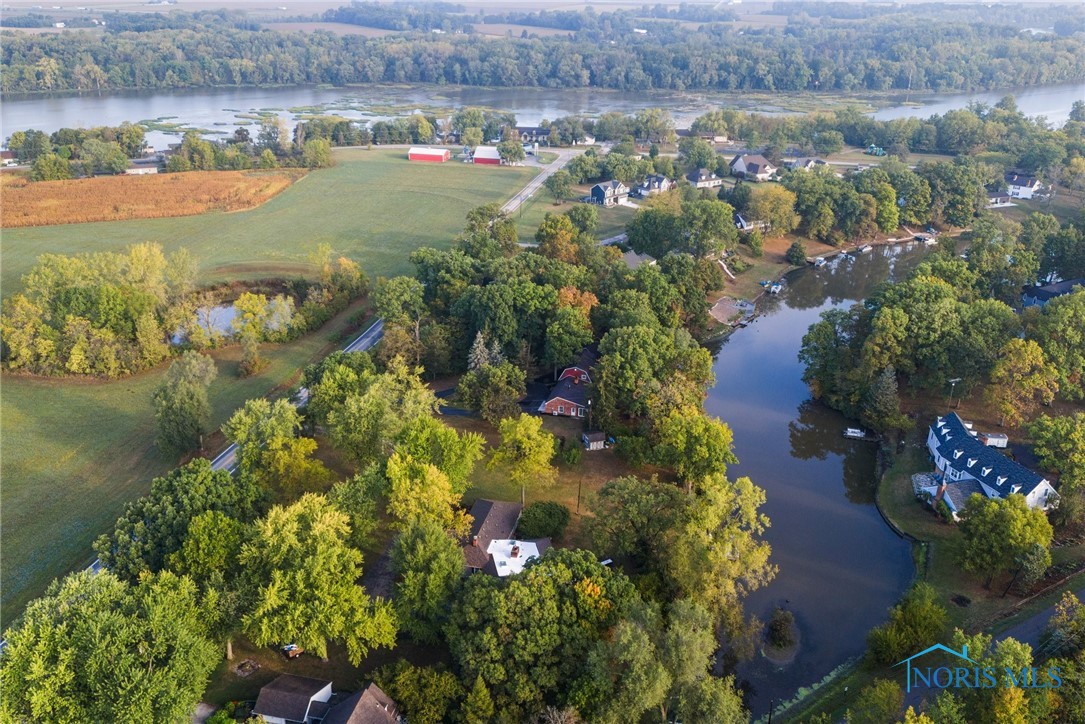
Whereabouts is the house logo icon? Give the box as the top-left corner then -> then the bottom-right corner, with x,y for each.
893,644 -> 977,693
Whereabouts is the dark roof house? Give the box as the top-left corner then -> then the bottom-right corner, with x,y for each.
253,674 -> 333,724
685,168 -> 722,188
1022,279 -> 1084,308
591,180 -> 629,206
925,412 -> 1058,511
322,683 -> 401,724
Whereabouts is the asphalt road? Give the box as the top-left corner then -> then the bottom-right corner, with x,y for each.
501,147 -> 585,215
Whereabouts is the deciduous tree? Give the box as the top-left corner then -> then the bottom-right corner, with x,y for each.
488,413 -> 557,491
391,519 -> 465,643
241,493 -> 397,664
958,494 -> 1053,588
0,570 -> 218,724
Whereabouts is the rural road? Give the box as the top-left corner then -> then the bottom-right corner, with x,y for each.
899,585 -> 1085,711
501,147 -> 585,215
76,317 -> 386,576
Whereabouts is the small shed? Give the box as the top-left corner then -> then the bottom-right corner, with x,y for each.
473,146 -> 502,165
408,147 -> 450,163
978,432 -> 1009,449
582,432 -> 606,451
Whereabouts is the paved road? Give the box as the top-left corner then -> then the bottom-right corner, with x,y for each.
501,147 -> 585,215
900,585 -> 1085,711
75,317 -> 387,579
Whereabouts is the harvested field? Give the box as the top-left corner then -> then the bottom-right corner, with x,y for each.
1,169 -> 306,228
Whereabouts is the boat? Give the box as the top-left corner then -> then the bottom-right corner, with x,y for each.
858,245 -> 873,254
768,282 -> 783,294
843,428 -> 867,439
814,257 -> 827,268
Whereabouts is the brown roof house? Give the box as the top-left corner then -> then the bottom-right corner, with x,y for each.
322,683 -> 401,724
463,499 -> 551,576
730,154 -> 777,182
253,674 -> 333,724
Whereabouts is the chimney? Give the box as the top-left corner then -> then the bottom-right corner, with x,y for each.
472,535 -> 479,547
511,544 -> 521,558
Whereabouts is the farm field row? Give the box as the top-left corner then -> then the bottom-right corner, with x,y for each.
1,148 -> 539,294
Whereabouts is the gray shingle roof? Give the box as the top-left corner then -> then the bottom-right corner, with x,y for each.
545,376 -> 589,407
253,675 -> 330,722
940,478 -> 986,513
463,500 -> 522,569
930,413 -> 1047,498
323,683 -> 400,724
1024,279 -> 1084,301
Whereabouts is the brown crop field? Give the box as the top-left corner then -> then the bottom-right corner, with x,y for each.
1,169 -> 306,228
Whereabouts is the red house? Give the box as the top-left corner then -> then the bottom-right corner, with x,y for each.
408,147 -> 450,163
539,377 -> 589,418
472,146 -> 502,165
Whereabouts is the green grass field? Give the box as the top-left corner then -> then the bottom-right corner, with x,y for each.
1,148 -> 539,294
0,150 -> 537,626
514,185 -> 637,243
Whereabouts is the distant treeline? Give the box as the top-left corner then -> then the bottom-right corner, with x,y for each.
2,6 -> 1083,93
323,2 -> 472,32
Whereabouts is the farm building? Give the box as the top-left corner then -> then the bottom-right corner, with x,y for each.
472,146 -> 502,165
408,147 -> 450,163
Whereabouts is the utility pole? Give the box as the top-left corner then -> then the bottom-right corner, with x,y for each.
948,377 -> 962,409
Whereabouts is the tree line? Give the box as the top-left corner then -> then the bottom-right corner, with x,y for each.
0,242 -> 366,377
3,6 -> 1083,93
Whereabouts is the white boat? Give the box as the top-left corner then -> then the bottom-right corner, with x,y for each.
814,257 -> 827,268
858,245 -> 873,254
843,427 -> 867,439
768,283 -> 783,294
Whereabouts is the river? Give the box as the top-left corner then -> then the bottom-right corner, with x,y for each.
707,244 -> 933,718
2,81 -> 1082,149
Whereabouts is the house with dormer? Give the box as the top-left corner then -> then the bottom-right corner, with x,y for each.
685,168 -> 723,189
922,412 -> 1058,517
1005,172 -> 1043,199
591,180 -> 629,206
729,154 -> 777,182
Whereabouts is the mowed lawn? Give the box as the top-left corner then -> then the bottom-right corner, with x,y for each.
1,148 -> 539,294
1,151 -> 537,625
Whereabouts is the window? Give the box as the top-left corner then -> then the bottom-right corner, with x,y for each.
558,405 -> 565,414
578,407 -> 585,417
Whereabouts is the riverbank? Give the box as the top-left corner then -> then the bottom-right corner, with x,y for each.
776,429 -> 1085,722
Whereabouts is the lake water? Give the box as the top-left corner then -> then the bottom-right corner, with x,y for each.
2,81 -> 1081,149
706,244 -> 934,717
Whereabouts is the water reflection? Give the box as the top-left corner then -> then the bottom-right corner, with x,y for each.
707,243 -> 931,716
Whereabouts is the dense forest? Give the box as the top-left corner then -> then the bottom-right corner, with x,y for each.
2,3 -> 1083,93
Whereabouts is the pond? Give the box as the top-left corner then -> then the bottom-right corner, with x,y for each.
706,244 -> 936,716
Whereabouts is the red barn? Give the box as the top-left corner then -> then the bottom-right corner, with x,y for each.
472,146 -> 502,165
408,147 -> 450,163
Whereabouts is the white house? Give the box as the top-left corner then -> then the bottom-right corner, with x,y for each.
923,413 -> 1058,517
253,675 -> 333,724
1005,172 -> 1042,199
685,168 -> 722,189
729,154 -> 777,181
